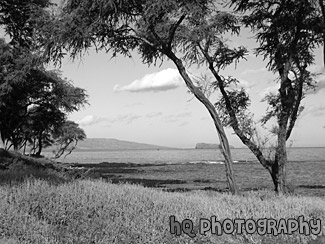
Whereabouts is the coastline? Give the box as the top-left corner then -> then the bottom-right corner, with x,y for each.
67,161 -> 325,197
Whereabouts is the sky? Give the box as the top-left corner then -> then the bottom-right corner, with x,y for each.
1,19 -> 325,149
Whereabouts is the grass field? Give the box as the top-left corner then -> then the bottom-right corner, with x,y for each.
0,179 -> 325,244
0,150 -> 325,244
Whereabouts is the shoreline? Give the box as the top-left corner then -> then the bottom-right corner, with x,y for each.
67,161 -> 325,196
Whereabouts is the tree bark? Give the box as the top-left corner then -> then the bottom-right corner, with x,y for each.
168,54 -> 239,195
269,135 -> 287,194
269,159 -> 286,194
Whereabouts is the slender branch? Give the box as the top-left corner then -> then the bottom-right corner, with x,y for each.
128,27 -> 164,52
285,4 -> 305,140
64,140 -> 78,159
197,43 -> 272,170
148,25 -> 168,52
168,14 -> 186,49
128,31 -> 157,49
286,75 -> 303,140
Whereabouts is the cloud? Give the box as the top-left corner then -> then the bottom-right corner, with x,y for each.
124,102 -> 143,108
164,112 -> 192,123
237,78 -> 257,90
77,114 -> 143,126
178,121 -> 189,127
76,115 -> 107,126
113,68 -> 183,93
109,114 -> 142,124
146,112 -> 163,118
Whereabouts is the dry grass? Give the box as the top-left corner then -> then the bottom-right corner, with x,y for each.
0,178 -> 324,244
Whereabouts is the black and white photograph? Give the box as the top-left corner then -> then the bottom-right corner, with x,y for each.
0,0 -> 325,243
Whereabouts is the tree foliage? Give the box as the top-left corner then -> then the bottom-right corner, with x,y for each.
0,38 -> 88,155
0,0 -> 53,48
221,0 -> 324,193
52,120 -> 86,159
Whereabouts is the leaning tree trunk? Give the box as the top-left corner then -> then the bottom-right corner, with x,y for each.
270,80 -> 290,194
170,55 -> 239,195
269,156 -> 287,194
270,121 -> 288,194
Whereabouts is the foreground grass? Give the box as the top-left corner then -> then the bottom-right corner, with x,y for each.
0,179 -> 324,244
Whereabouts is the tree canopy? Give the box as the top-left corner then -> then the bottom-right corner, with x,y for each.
52,120 -> 86,159
0,38 -> 88,155
0,0 -> 53,48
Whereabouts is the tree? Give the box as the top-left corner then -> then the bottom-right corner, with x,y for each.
25,104 -> 66,156
0,0 -> 53,48
52,120 -> 86,159
210,0 -> 324,193
0,38 -> 88,154
42,0 -> 241,194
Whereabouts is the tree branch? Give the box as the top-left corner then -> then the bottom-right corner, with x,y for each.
286,75 -> 303,140
197,43 -> 272,170
168,14 -> 186,49
148,25 -> 168,52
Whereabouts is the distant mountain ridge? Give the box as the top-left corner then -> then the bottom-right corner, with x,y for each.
75,138 -> 176,150
195,143 -> 235,149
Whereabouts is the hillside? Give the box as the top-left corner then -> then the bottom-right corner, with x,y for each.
75,138 -> 176,150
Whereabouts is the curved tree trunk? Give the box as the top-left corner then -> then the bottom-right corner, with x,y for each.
269,138 -> 287,194
169,55 -> 239,195
269,159 -> 286,194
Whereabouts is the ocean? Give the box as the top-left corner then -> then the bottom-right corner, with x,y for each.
48,147 -> 325,164
46,147 -> 325,196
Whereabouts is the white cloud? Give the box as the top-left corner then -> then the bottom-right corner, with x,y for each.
124,102 -> 143,108
76,115 -> 107,126
113,68 -> 183,93
164,112 -> 192,123
178,121 -> 189,127
108,114 -> 142,124
78,114 -> 143,126
237,78 -> 257,90
146,112 -> 163,118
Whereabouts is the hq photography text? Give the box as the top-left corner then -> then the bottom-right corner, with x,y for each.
169,215 -> 322,238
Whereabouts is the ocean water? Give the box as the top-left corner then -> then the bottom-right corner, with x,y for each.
45,148 -> 325,196
49,147 -> 325,165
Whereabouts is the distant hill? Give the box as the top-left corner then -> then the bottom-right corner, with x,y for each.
74,138 -> 176,150
195,143 -> 235,149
